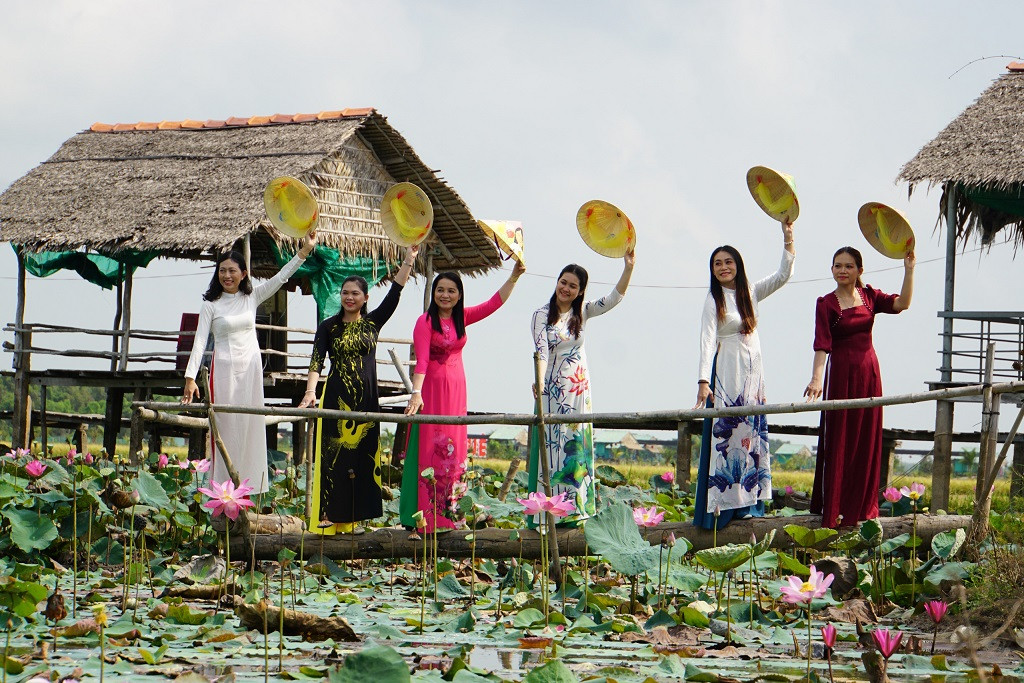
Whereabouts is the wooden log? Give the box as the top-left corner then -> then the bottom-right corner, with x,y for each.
231,513 -> 971,562
235,602 -> 357,641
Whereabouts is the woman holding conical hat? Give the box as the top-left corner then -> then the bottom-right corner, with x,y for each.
298,245 -> 419,535
804,246 -> 915,529
693,220 -> 795,530
182,231 -> 318,495
400,261 -> 527,533
527,252 -> 635,525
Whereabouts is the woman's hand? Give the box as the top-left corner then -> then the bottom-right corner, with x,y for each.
804,378 -> 823,402
182,378 -> 199,404
405,393 -> 423,415
781,219 -> 794,241
299,229 -> 318,258
297,390 -> 317,408
624,250 -> 635,270
904,250 -> 916,270
511,260 -> 526,280
407,244 -> 420,261
694,382 -> 712,410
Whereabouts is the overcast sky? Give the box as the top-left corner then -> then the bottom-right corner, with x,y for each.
2,1 -> 1022,449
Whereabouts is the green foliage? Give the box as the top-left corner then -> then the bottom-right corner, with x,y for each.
583,502 -> 660,576
328,645 -> 411,683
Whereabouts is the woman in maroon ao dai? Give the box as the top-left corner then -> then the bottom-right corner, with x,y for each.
805,246 -> 915,529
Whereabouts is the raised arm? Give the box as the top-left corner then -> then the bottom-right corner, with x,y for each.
531,307 -> 549,399
182,302 -> 214,403
891,251 -> 915,312
496,261 -> 526,303
753,221 -> 795,301
583,251 -> 634,321
393,245 -> 419,288
253,230 -> 317,304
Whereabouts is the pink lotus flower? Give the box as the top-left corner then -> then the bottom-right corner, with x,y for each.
83,452 -> 94,465
192,459 -> 211,473
872,627 -> 903,660
198,478 -> 256,520
661,471 -> 675,483
177,458 -> 190,469
785,485 -> 795,495
157,454 -> 169,469
25,460 -> 47,478
780,564 -> 835,604
517,491 -> 576,519
883,486 -> 902,503
900,482 -> 926,501
924,599 -> 948,624
632,505 -> 665,527
821,623 -> 837,648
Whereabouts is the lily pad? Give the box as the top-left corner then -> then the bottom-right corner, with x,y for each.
784,524 -> 838,548
2,508 -> 58,552
584,502 -> 660,576
694,543 -> 751,572
931,528 -> 966,559
328,645 -> 411,683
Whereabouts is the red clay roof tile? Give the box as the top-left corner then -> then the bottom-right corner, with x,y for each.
90,108 -> 374,132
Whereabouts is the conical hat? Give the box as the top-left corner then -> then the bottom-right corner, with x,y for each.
746,166 -> 800,222
858,202 -> 916,259
263,176 -> 319,239
575,200 -> 636,258
380,182 -> 433,247
478,220 -> 525,266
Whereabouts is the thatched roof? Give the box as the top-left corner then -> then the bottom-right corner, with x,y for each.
0,109 -> 501,274
898,63 -> 1024,246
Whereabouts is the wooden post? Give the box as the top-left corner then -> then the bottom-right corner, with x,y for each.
75,423 -> 87,455
879,436 -> 897,489
266,422 -> 279,451
188,427 -> 206,461
533,352 -> 561,584
128,388 -> 147,465
675,420 -> 692,491
102,388 -> 125,458
932,182 -> 958,513
117,269 -> 133,372
968,343 -> 997,546
148,423 -> 162,457
292,419 -> 306,466
931,402 -> 955,511
110,265 -> 123,372
40,385 -> 48,456
304,419 -> 314,519
12,249 -> 31,450
1011,440 -> 1024,501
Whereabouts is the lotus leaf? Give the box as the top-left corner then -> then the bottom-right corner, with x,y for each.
695,544 -> 751,572
931,528 -> 966,559
784,524 -> 838,548
583,503 -> 660,576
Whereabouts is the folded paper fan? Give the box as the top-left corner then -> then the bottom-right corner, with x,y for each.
575,200 -> 636,258
381,182 -> 433,247
858,202 -> 916,259
745,166 -> 800,223
263,176 -> 319,239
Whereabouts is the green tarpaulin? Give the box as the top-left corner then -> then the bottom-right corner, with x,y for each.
14,245 -> 159,289
961,185 -> 1024,220
269,242 -> 397,322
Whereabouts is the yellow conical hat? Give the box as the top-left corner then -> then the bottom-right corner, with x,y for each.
575,200 -> 636,258
746,166 -> 800,222
477,220 -> 525,267
263,176 -> 319,239
858,202 -> 916,259
380,182 -> 433,247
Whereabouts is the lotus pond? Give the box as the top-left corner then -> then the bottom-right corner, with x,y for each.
1,447 -> 1022,683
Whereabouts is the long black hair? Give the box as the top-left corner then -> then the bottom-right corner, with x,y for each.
340,275 -> 370,316
427,271 -> 466,338
833,246 -> 865,288
709,245 -> 757,335
203,251 -> 252,301
546,264 -> 589,339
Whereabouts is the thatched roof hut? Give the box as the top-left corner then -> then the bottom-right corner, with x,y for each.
898,62 -> 1024,247
0,108 -> 501,275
